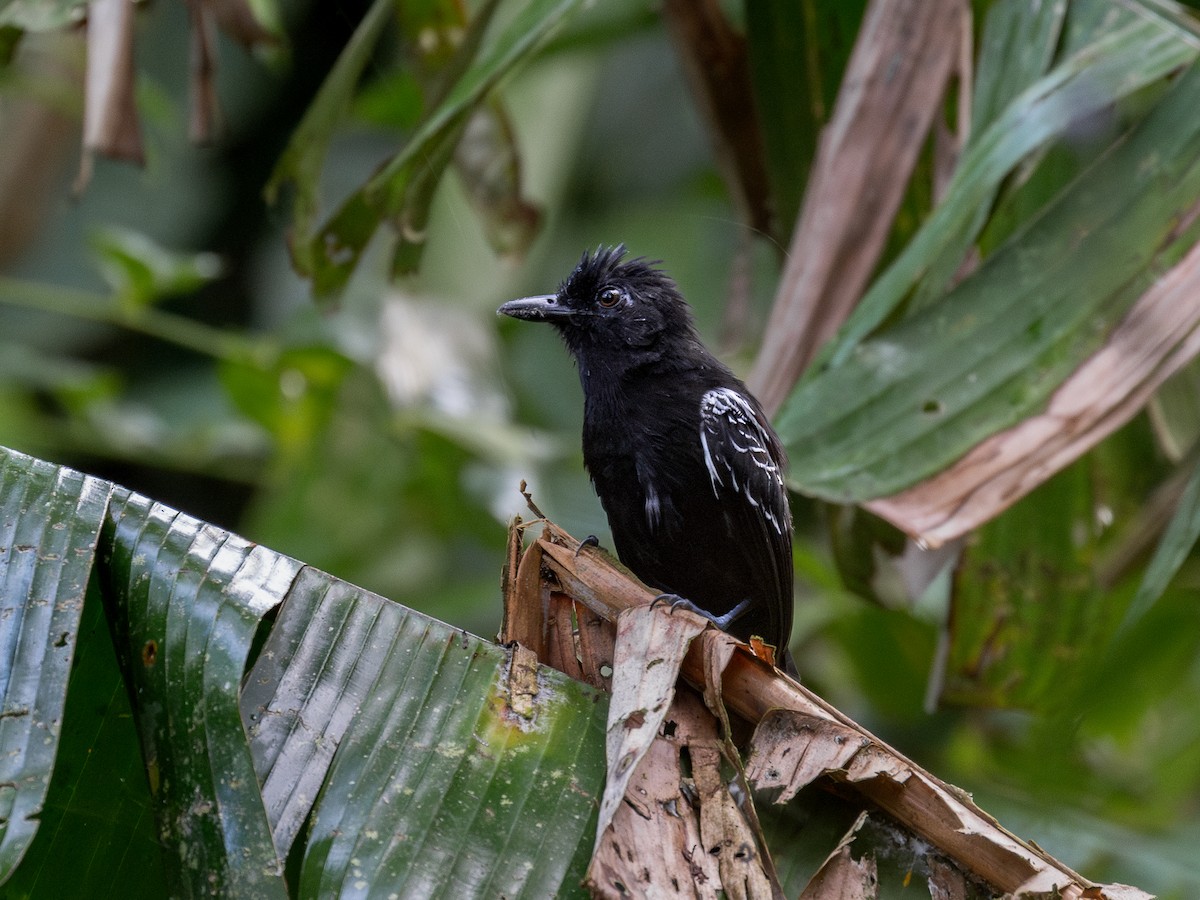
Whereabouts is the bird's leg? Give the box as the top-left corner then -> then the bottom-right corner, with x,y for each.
649,593 -> 753,631
575,534 -> 601,558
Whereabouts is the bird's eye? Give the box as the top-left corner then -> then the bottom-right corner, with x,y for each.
598,287 -> 623,308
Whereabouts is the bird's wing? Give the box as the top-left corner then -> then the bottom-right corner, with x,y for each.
698,387 -> 793,638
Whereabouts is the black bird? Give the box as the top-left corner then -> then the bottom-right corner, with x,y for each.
499,246 -> 794,665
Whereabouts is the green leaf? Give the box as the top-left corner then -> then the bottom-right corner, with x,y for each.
3,580 -> 167,899
0,447 -> 112,884
779,58 -> 1200,502
809,10 -> 1199,371
100,490 -> 298,898
941,461 -> 1105,708
240,568 -> 606,896
265,0 -> 396,270
907,0 -> 1067,310
0,0 -> 85,30
0,444 -> 610,895
1119,453 -> 1200,634
303,0 -> 585,301
89,227 -> 224,309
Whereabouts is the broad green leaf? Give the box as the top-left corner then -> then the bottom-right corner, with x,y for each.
941,461 -> 1106,709
940,420 -> 1162,710
3,580 -> 167,899
809,10 -> 1198,372
246,571 -> 607,897
0,446 -> 112,883
0,444 -> 610,895
780,59 -> 1200,502
100,490 -> 297,898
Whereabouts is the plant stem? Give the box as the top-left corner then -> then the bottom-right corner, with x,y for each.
0,276 -> 277,365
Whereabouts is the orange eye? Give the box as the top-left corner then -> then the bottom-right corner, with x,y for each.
599,287 -> 623,308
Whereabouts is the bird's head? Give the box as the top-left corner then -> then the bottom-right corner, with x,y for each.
498,245 -> 699,365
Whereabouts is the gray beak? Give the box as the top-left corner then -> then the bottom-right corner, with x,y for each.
497,294 -> 572,322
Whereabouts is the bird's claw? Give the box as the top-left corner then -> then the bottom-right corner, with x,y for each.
648,594 -> 753,631
650,592 -> 684,612
575,534 -> 601,558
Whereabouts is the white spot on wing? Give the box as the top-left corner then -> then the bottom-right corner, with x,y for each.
699,387 -> 785,535
644,482 -> 661,530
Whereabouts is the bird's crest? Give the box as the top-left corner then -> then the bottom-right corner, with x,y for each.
561,244 -> 667,301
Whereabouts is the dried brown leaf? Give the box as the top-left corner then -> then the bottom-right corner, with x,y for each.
453,102 -> 541,258
692,738 -> 779,900
520,519 -> 1150,898
198,0 -> 277,48
799,812 -> 878,900
500,520 -> 548,656
749,0 -> 964,413
745,710 -> 870,800
575,600 -> 616,693
593,603 -> 708,855
868,234 -> 1200,546
504,641 -> 540,721
928,857 -> 968,900
78,0 -> 143,190
586,691 -> 723,899
187,0 -> 221,144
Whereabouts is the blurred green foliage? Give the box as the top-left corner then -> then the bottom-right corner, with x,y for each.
2,0 -> 1200,896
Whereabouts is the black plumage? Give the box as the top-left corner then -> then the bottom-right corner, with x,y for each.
499,246 -> 794,662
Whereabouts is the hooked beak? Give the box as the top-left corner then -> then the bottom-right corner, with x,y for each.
497,294 -> 573,322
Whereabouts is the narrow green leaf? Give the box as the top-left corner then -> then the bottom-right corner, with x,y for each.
0,446 -> 112,883
305,0 -> 585,301
99,490 -> 300,898
780,60 -> 1200,502
89,227 -> 224,309
1119,454 -> 1200,634
0,1 -> 85,30
971,0 -> 1066,134
266,0 -> 395,271
907,0 -> 1067,309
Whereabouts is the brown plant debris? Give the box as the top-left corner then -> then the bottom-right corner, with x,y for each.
798,812 -> 878,900
502,514 -> 1153,900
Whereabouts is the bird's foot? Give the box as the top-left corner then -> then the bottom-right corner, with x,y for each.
575,534 -> 601,558
649,594 -> 752,631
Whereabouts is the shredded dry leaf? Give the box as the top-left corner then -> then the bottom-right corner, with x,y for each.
592,604 -> 708,855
